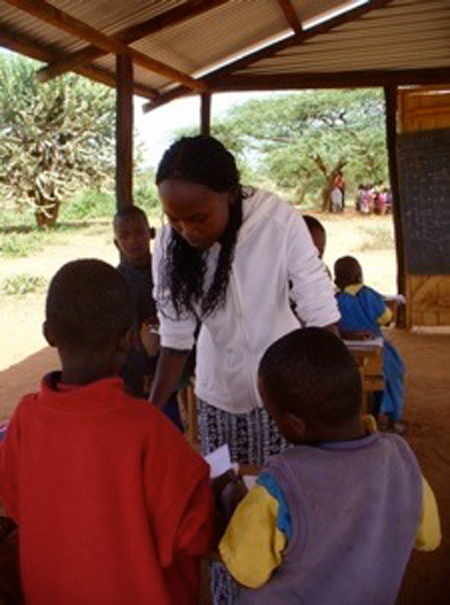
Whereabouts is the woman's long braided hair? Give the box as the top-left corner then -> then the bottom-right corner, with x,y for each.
156,136 -> 246,319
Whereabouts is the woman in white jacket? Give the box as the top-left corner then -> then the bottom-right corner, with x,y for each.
150,135 -> 339,600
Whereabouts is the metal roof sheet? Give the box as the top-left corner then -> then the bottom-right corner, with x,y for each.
233,0 -> 450,76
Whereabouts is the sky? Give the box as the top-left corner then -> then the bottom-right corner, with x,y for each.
134,91 -> 277,168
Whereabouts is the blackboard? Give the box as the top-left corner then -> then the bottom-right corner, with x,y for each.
397,128 -> 450,274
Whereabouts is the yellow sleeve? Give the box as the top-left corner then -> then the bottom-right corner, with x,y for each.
219,485 -> 287,589
377,306 -> 393,326
415,476 -> 441,551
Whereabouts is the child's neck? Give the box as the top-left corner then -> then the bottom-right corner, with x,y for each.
129,252 -> 151,269
59,353 -> 119,386
314,416 -> 366,443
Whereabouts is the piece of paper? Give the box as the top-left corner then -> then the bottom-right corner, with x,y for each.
344,336 -> 383,349
205,444 -> 235,479
384,294 -> 406,304
242,475 -> 257,491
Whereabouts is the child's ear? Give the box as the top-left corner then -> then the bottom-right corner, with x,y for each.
42,321 -> 56,347
280,411 -> 308,443
118,328 -> 134,354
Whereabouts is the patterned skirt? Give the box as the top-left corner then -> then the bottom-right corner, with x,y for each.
197,399 -> 288,604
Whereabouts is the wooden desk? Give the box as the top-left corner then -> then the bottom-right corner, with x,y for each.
348,342 -> 384,413
180,342 -> 385,449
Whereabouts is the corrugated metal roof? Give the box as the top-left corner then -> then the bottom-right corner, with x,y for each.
0,0 -> 448,103
233,0 -> 450,76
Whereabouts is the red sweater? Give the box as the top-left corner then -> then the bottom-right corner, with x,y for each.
0,374 -> 214,605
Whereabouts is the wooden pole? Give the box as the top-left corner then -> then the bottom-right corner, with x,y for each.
116,55 -> 134,211
384,85 -> 406,328
200,93 -> 212,136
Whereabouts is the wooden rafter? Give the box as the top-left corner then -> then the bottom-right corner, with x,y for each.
0,25 -> 158,100
37,0 -> 232,83
3,0 -> 207,92
144,66 -> 450,112
209,68 -> 450,91
276,0 -> 303,33
143,0 -> 395,111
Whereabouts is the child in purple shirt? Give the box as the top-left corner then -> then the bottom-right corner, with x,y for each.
220,328 -> 440,605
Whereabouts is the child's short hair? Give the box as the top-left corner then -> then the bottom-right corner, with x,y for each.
303,215 -> 325,237
114,206 -> 148,225
46,259 -> 133,353
334,255 -> 362,290
303,215 -> 326,258
113,206 -> 155,239
259,327 -> 361,428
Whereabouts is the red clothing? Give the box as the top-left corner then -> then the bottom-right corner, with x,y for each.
0,374 -> 214,605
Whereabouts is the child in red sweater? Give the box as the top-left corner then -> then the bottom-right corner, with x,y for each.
0,259 -> 214,605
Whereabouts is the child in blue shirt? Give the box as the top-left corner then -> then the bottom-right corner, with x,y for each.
334,255 -> 404,430
219,328 -> 440,605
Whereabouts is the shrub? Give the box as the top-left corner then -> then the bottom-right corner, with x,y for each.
2,274 -> 47,296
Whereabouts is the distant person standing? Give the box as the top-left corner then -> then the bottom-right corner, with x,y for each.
334,171 -> 346,209
330,185 -> 343,213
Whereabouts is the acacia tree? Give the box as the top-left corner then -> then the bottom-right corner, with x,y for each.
212,89 -> 387,210
0,55 -> 116,227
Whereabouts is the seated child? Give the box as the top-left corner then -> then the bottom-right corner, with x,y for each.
219,328 -> 440,604
334,255 -> 405,429
114,205 -> 182,429
0,259 -> 214,605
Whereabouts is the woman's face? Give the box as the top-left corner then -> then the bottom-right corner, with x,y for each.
158,179 -> 232,250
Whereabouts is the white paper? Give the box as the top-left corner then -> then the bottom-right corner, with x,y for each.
205,444 -> 234,479
344,336 -> 383,349
242,475 -> 258,491
384,294 -> 406,304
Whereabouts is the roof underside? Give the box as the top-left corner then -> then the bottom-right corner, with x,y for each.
0,0 -> 449,108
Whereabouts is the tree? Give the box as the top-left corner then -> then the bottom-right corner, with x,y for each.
212,90 -> 388,210
0,55 -> 116,227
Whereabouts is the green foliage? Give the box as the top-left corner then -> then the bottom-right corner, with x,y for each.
56,172 -> 160,222
210,90 -> 388,208
0,54 -> 116,227
133,170 -> 161,215
58,189 -> 115,221
1,273 -> 47,296
0,230 -> 51,257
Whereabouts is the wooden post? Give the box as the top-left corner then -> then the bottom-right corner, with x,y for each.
384,85 -> 406,328
116,54 -> 134,211
200,93 -> 211,136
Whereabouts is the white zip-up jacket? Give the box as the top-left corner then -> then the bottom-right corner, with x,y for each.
153,189 -> 340,413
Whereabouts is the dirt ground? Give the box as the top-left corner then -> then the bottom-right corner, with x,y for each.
1,212 -> 449,603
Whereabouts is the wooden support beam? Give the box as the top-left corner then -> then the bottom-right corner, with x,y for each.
0,24 -> 158,99
384,85 -> 406,328
144,67 -> 450,112
37,0 -> 232,83
210,69 -> 450,91
4,0 -> 207,92
200,93 -> 212,136
276,0 -> 303,33
143,0 -> 396,111
116,55 -> 134,211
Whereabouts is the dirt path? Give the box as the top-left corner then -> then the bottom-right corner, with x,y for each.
0,212 -> 396,372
